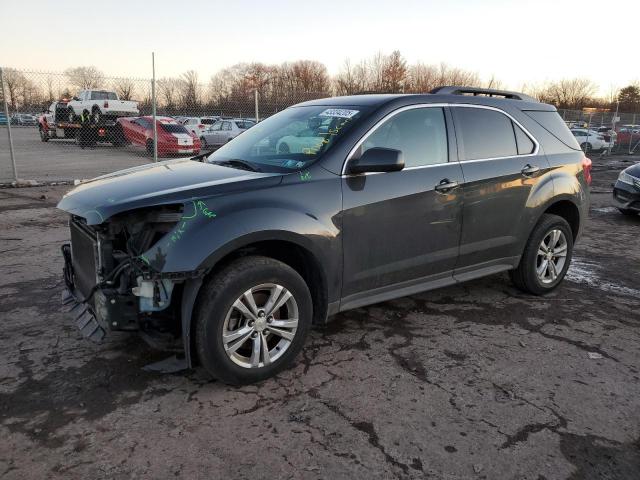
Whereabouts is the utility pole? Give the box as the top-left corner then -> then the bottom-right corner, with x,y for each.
151,52 -> 158,162
0,67 -> 18,181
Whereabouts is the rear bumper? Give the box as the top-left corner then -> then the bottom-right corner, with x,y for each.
613,180 -> 640,211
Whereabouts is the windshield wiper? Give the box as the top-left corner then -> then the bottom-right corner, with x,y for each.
210,159 -> 262,172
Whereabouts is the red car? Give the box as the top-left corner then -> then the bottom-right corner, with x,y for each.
117,116 -> 201,156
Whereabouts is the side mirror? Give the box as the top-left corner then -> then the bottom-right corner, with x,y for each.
347,147 -> 404,174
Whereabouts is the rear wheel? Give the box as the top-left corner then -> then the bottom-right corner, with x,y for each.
195,256 -> 312,385
92,107 -> 101,124
510,214 -> 574,295
580,142 -> 592,153
39,127 -> 49,142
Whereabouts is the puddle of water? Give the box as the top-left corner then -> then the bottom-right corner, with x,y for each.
591,207 -> 617,214
566,258 -> 640,297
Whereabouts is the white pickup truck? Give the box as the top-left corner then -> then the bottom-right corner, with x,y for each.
66,90 -> 138,123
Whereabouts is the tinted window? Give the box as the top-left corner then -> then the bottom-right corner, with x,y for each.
201,118 -> 217,124
525,110 -> 581,150
135,118 -> 151,129
360,107 -> 448,168
222,121 -> 232,131
160,123 -> 189,134
235,121 -> 255,129
454,107 -> 517,160
210,122 -> 222,131
513,122 -> 535,154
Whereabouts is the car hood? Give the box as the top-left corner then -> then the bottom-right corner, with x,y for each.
57,158 -> 283,224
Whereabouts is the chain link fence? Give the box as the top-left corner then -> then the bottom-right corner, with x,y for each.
2,66 -> 640,183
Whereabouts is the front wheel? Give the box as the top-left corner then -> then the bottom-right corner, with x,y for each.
195,256 -> 312,385
510,214 -> 574,295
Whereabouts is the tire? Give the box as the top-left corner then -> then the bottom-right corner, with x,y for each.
92,107 -> 101,124
39,127 -> 49,142
195,256 -> 312,385
618,208 -> 638,216
146,139 -> 154,155
580,142 -> 592,153
509,214 -> 574,295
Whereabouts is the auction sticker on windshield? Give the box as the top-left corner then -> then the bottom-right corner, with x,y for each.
318,108 -> 359,119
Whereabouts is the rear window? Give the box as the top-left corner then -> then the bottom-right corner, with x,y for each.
90,91 -> 118,100
201,118 -> 217,124
524,111 -> 581,150
235,121 -> 255,129
160,123 -> 189,134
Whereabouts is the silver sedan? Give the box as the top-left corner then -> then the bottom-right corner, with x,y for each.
200,119 -> 256,148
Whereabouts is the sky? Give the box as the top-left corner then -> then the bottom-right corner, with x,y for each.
2,0 -> 638,94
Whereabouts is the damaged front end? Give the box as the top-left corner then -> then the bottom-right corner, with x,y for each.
61,204 -> 201,350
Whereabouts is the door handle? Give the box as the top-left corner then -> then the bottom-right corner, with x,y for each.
434,179 -> 459,194
521,164 -> 540,177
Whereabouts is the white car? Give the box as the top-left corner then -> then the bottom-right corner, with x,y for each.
182,116 -> 220,136
571,128 -> 608,152
66,90 -> 138,123
200,119 -> 255,148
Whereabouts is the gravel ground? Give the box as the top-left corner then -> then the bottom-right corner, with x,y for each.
0,154 -> 639,479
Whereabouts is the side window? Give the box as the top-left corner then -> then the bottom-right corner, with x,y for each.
453,107 -> 517,160
211,122 -> 222,131
513,122 -> 535,155
222,121 -> 232,131
360,107 -> 448,168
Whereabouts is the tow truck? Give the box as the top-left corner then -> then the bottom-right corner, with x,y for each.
38,99 -> 126,146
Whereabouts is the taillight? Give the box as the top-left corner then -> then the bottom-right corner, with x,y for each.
198,124 -> 204,129
104,101 -> 109,108
582,157 -> 592,185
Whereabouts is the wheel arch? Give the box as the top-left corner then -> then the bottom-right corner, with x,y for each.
182,234 -> 330,367
542,199 -> 581,241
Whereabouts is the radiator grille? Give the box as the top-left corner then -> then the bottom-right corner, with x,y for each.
69,219 -> 98,299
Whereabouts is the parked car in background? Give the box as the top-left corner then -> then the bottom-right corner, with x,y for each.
613,163 -> 640,216
182,116 -> 220,136
595,126 -> 617,146
200,118 -> 255,148
11,113 -> 38,126
570,128 -> 607,152
117,116 -> 200,156
0,113 -> 8,125
67,90 -> 139,123
616,125 -> 640,146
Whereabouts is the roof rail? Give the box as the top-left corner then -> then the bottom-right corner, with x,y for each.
430,86 -> 538,103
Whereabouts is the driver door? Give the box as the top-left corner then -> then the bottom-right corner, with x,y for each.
341,106 -> 464,307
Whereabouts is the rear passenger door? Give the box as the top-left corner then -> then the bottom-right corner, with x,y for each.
451,105 -> 548,276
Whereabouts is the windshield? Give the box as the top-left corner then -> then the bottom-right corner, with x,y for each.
207,106 -> 366,172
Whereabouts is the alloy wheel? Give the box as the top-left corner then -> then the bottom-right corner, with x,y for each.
536,229 -> 568,284
222,283 -> 299,368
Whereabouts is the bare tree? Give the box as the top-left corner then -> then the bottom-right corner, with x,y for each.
537,78 -> 598,109
64,66 -> 105,90
112,77 -> 136,100
180,70 -> 202,111
2,68 -> 26,111
158,77 -> 181,110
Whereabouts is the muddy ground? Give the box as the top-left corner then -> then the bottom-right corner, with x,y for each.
1,155 -> 639,479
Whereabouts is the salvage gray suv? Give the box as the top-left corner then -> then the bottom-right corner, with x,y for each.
58,86 -> 592,384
